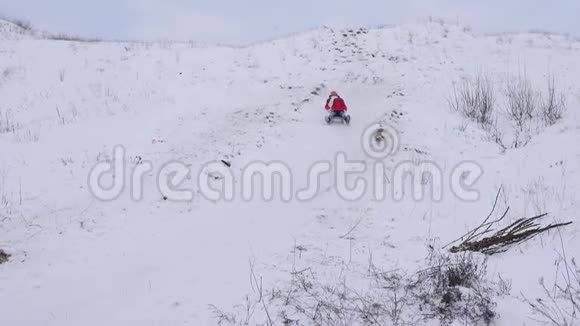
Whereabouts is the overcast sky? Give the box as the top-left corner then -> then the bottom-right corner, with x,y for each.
1,0 -> 579,44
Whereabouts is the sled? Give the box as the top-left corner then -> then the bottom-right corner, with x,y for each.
325,113 -> 351,125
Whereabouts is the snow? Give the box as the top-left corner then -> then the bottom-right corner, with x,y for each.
0,19 -> 33,41
1,19 -> 579,325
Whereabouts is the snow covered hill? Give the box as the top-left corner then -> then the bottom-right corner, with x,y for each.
0,18 -> 34,41
1,19 -> 579,325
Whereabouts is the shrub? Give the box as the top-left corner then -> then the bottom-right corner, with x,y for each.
0,249 -> 10,264
506,74 -> 538,129
416,250 -> 496,325
0,109 -> 19,134
541,76 -> 567,126
449,74 -> 495,127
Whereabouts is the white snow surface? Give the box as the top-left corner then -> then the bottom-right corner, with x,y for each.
1,20 -> 579,325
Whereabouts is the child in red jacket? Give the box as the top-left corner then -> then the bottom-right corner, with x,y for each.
325,91 -> 350,124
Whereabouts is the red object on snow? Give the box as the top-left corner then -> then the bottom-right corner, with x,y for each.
325,96 -> 348,112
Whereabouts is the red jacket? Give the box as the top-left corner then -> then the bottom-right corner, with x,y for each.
325,96 -> 348,112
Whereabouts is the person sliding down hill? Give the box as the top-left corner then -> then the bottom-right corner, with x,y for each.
324,91 -> 351,125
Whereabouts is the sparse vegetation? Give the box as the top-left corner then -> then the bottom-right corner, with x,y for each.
0,109 -> 19,134
0,249 -> 10,264
59,68 -> 66,82
541,76 -> 567,127
211,249 -> 499,326
525,253 -> 580,325
451,71 -> 568,149
0,171 -> 15,227
506,74 -> 538,129
2,67 -> 14,79
47,33 -> 102,43
416,250 -> 496,325
0,14 -> 33,31
449,74 -> 495,127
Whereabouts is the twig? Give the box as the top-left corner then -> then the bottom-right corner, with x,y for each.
443,187 -> 504,249
450,211 -> 572,255
340,216 -> 364,239
250,259 -> 274,326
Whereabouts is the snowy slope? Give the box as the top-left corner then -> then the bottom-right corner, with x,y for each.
1,19 -> 579,325
0,19 -> 33,41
